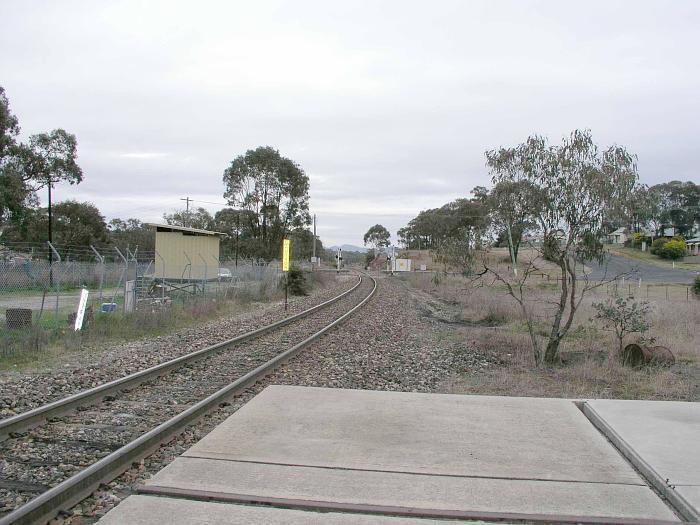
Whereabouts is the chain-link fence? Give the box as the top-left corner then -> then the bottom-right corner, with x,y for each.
0,242 -> 285,351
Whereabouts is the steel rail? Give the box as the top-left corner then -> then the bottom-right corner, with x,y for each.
0,273 -> 376,525
0,275 -> 362,440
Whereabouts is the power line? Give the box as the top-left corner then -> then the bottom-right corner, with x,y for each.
179,197 -> 229,207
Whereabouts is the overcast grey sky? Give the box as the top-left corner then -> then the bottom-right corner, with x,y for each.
2,1 -> 698,246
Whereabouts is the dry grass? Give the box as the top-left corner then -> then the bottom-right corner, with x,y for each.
404,271 -> 700,401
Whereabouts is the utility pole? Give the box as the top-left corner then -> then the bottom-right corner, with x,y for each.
47,181 -> 53,287
180,197 -> 191,227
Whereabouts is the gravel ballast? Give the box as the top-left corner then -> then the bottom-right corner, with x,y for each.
0,275 -> 356,419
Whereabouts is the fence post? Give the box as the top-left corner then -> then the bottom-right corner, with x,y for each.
47,242 -> 61,328
666,285 -> 669,301
114,247 -> 129,313
155,250 -> 165,303
183,251 -> 192,290
213,255 -> 221,296
198,254 -> 208,295
90,245 -> 105,306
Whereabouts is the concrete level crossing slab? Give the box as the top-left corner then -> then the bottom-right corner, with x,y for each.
584,399 -> 700,520
139,386 -> 677,521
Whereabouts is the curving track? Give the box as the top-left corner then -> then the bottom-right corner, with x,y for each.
0,272 -> 376,525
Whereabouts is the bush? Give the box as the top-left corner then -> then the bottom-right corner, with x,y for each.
631,232 -> 646,248
650,237 -> 687,260
286,266 -> 308,296
659,238 -> 687,260
593,297 -> 651,358
693,275 -> 700,298
650,237 -> 667,255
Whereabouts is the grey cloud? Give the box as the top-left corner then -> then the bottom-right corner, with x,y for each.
2,0 -> 699,246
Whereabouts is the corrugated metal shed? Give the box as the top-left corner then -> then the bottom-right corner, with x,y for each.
146,223 -> 225,281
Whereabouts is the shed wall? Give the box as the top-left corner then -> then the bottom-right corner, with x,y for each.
154,231 -> 220,280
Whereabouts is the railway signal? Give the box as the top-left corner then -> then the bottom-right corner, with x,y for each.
336,247 -> 343,273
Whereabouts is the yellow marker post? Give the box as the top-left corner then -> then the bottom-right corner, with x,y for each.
282,239 -> 290,272
282,239 -> 290,310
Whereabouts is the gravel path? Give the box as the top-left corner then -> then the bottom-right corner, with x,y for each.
0,274 -> 356,419
3,273 -> 490,523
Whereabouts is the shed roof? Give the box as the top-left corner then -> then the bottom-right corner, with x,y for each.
145,223 -> 226,236
686,237 -> 700,244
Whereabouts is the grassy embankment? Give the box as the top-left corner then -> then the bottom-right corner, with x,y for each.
402,248 -> 699,401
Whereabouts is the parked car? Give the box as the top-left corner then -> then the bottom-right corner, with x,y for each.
218,267 -> 232,280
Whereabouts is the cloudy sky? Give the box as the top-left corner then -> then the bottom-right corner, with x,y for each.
2,1 -> 698,247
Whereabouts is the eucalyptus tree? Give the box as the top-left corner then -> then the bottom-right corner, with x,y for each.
484,130 -> 638,365
363,224 -> 391,250
486,180 -> 537,265
223,146 -> 310,259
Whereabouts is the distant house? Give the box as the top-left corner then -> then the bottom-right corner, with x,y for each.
686,237 -> 700,256
662,227 -> 678,238
606,227 -> 628,245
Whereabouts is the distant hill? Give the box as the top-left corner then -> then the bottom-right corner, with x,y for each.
329,244 -> 368,253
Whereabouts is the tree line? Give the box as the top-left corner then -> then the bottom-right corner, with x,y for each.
0,86 -> 317,262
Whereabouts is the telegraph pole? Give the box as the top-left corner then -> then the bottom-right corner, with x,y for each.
180,197 -> 191,227
47,181 -> 53,287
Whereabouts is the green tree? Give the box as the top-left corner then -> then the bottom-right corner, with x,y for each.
289,227 -> 322,261
363,224 -> 391,250
223,146 -> 310,259
163,207 -> 214,230
52,200 -> 109,248
4,200 -> 109,257
487,180 -> 537,265
0,87 -> 83,249
485,130 -> 638,365
649,181 -> 700,237
0,87 -> 37,232
108,218 -> 155,252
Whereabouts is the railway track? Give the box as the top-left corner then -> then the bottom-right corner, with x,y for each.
0,272 -> 377,525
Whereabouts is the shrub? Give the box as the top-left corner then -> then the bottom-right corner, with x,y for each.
593,297 -> 651,359
650,237 -> 667,255
364,249 -> 376,267
659,238 -> 687,260
693,275 -> 700,298
650,236 -> 687,260
286,266 -> 308,296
